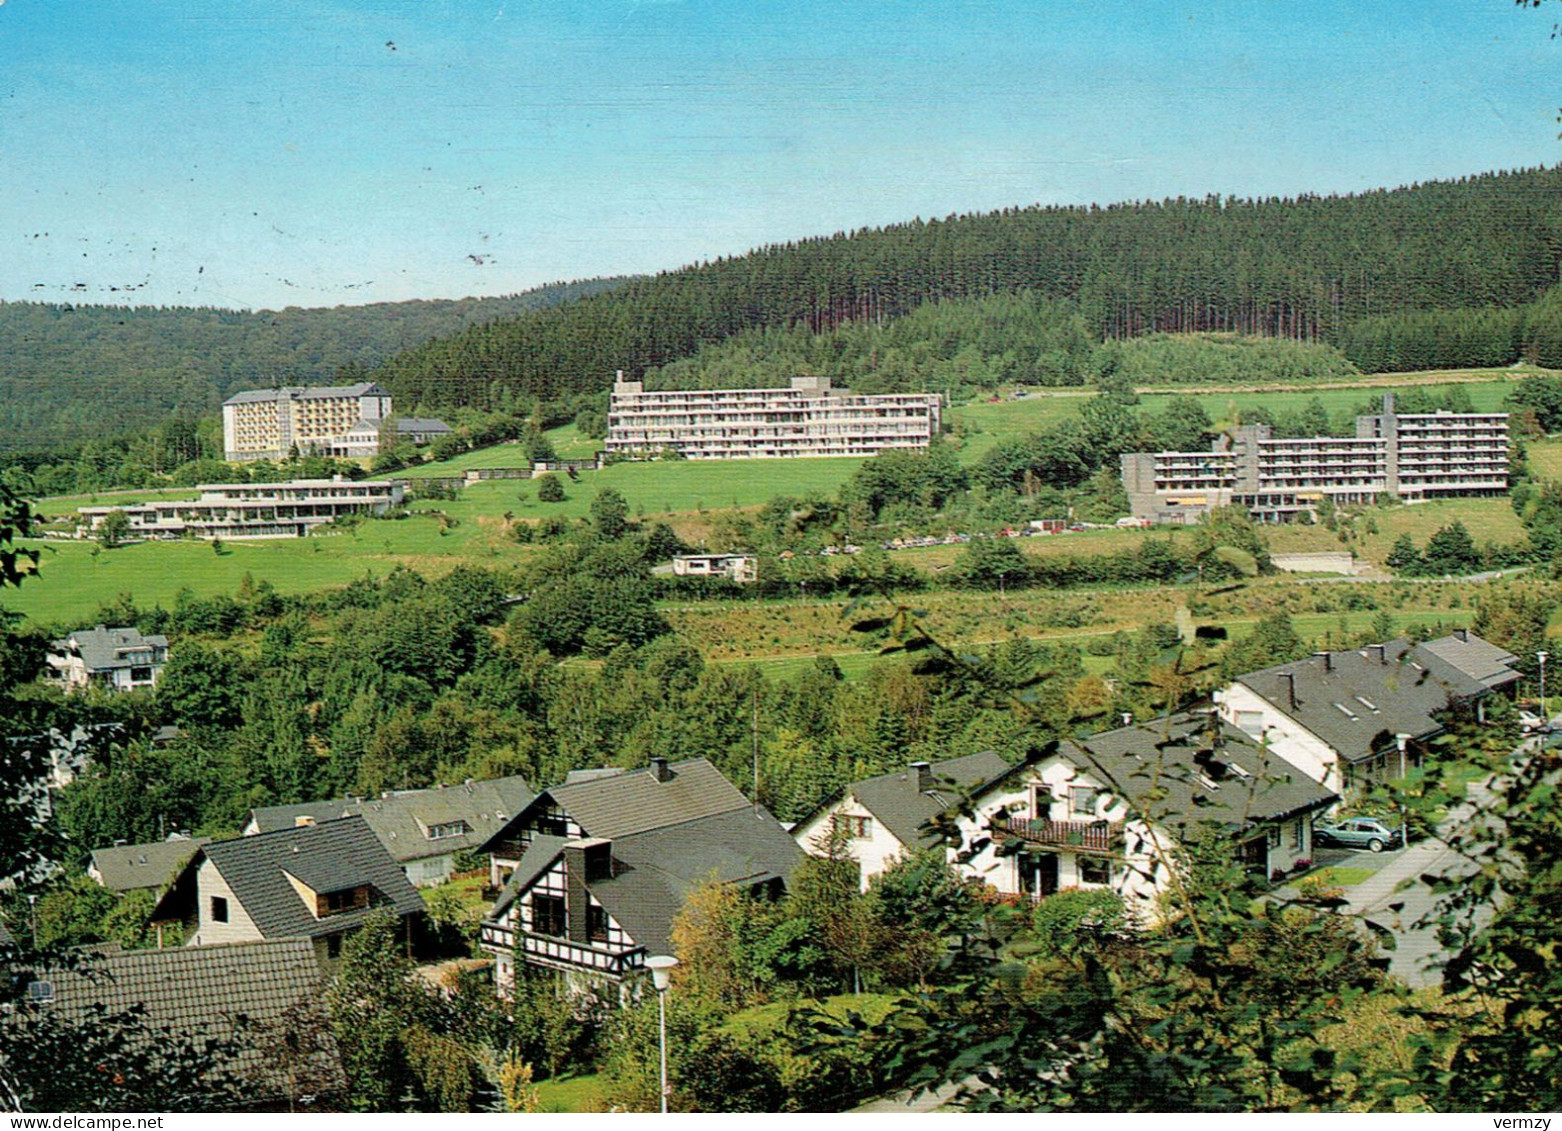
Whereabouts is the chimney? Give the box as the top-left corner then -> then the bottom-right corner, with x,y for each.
1279,671 -> 1298,710
563,838 -> 612,945
1313,650 -> 1333,673
649,757 -> 671,783
909,761 -> 933,792
1456,628 -> 1469,643
1371,644 -> 1387,665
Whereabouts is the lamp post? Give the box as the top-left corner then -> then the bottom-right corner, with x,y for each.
1395,732 -> 1411,842
646,955 -> 679,1113
1538,650 -> 1549,728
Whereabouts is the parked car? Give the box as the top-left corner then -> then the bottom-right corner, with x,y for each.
1313,817 -> 1404,853
1520,711 -> 1543,732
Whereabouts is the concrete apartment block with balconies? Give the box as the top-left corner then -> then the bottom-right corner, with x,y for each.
1122,394 -> 1508,524
605,375 -> 942,459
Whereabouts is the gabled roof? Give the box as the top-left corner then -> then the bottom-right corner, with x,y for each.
223,383 -> 389,405
392,417 -> 453,434
818,751 -> 1012,851
491,807 -> 804,957
248,776 -> 533,864
0,920 -> 13,946
90,836 -> 212,892
1416,631 -> 1521,691
153,816 -> 424,938
1235,638 -> 1488,763
1060,712 -> 1338,830
51,626 -> 168,672
17,939 -> 343,1099
483,759 -> 748,849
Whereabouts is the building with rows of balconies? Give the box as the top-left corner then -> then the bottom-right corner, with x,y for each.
605,375 -> 942,459
222,383 -> 393,462
1121,394 -> 1508,524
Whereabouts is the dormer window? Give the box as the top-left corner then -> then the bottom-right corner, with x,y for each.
425,820 -> 470,841
26,980 -> 55,1005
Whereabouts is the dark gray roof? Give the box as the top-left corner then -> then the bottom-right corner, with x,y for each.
491,809 -> 803,956
1416,631 -> 1521,691
20,939 -> 342,1099
840,751 -> 1012,850
1062,712 -> 1338,831
392,417 -> 453,434
153,816 -> 424,939
90,837 -> 212,892
51,626 -> 168,673
248,775 -> 533,864
0,920 -> 13,946
1236,638 -> 1489,763
491,759 -> 750,847
223,383 -> 388,406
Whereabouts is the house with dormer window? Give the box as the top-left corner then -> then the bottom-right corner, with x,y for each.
150,815 -> 425,964
477,758 -> 803,993
1215,633 -> 1517,796
243,774 -> 532,887
46,626 -> 168,692
799,717 -> 1334,910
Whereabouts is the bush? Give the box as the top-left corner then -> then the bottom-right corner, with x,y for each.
536,474 -> 565,503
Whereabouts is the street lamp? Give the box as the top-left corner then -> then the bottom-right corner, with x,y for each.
1538,651 -> 1549,728
646,955 -> 679,1114
1395,732 -> 1411,840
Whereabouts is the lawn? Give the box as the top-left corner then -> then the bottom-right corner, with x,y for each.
1265,496 -> 1530,566
533,1072 -> 608,1114
448,456 -> 867,525
7,510 -> 529,625
1525,437 -> 1562,481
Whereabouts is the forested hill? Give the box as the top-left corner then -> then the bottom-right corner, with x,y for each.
375,165 -> 1562,411
0,279 -> 626,453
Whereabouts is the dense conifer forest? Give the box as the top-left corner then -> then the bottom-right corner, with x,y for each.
0,279 -> 625,453
374,166 -> 1562,410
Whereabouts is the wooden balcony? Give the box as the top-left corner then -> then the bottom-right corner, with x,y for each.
990,816 -> 1124,855
480,921 -> 646,979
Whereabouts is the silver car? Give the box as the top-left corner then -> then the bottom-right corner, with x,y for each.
1313,817 -> 1403,853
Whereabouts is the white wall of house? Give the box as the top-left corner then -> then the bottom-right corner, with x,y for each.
403,853 -> 456,888
189,858 -> 263,946
793,794 -> 911,892
1217,683 -> 1344,795
1267,815 -> 1314,876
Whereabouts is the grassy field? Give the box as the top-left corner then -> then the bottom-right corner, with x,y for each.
1526,437 -> 1562,481
533,1072 -> 607,1114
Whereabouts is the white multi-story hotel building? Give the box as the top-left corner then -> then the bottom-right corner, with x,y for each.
1122,394 -> 1508,523
222,383 -> 393,462
78,479 -> 405,540
605,376 -> 943,459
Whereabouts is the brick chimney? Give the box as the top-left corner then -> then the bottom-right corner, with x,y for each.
909,761 -> 933,792
563,838 -> 613,945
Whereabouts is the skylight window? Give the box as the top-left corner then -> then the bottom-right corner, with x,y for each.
1229,763 -> 1252,780
1333,702 -> 1359,720
1355,696 -> 1379,712
1195,773 -> 1221,791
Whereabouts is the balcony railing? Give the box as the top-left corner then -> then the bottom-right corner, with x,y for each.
480,921 -> 646,978
990,816 -> 1124,854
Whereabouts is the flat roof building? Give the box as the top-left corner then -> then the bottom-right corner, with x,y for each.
1122,394 -> 1508,524
605,375 -> 942,460
78,478 -> 404,540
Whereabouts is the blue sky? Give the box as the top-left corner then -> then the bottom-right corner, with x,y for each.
0,0 -> 1556,311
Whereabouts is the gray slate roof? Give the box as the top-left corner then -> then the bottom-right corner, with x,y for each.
223,382 -> 388,405
20,939 -> 343,1099
485,759 -> 748,849
492,807 -> 804,956
51,626 -> 168,673
90,836 -> 212,892
1416,631 -> 1521,691
835,751 -> 1012,850
1061,711 -> 1338,831
1236,638 -> 1491,763
247,775 -> 533,864
392,417 -> 453,435
153,816 -> 424,939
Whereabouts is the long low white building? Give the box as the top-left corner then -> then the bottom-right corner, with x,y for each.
78,478 -> 404,540
605,375 -> 943,459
